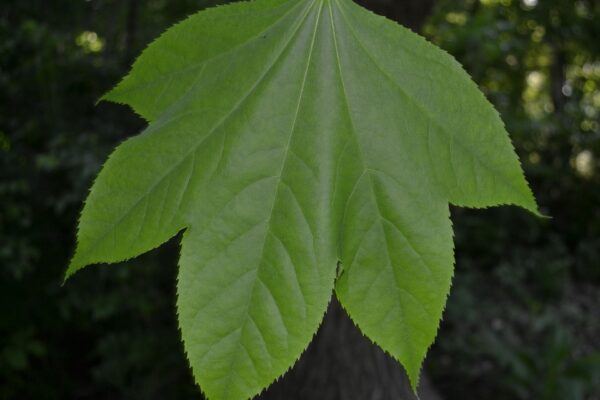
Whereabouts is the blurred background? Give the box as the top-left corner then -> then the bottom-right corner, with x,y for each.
1,0 -> 599,399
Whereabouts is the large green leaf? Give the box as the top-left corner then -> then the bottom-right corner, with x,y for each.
67,0 -> 538,399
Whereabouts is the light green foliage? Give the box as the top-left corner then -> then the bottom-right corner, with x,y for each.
67,0 -> 538,399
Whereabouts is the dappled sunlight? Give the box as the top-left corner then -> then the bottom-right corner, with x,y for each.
573,149 -> 595,178
445,12 -> 467,26
523,70 -> 553,119
75,31 -> 105,53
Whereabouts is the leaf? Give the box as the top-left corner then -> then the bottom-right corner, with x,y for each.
66,0 -> 539,399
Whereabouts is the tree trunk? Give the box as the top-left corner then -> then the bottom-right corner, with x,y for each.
550,45 -> 566,113
259,299 -> 441,400
355,0 -> 436,33
260,2 -> 440,399
124,0 -> 140,64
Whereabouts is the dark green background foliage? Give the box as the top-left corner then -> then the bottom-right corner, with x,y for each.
0,0 -> 598,399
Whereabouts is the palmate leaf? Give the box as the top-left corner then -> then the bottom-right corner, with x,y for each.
66,0 -> 538,399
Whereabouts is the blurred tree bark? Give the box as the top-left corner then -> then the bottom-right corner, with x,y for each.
550,46 -> 566,113
259,1 -> 440,399
124,0 -> 140,64
355,0 -> 436,32
259,299 -> 442,400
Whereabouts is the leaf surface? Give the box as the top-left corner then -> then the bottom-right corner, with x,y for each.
68,0 -> 538,399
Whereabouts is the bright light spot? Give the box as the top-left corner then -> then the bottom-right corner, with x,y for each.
593,91 -> 600,107
76,31 -> 105,53
574,150 -> 594,178
584,105 -> 597,118
522,0 -> 538,7
531,26 -> 546,42
581,120 -> 599,132
523,71 -> 549,118
445,12 -> 468,25
582,62 -> 600,77
505,54 -> 518,67
584,80 -> 597,93
527,71 -> 544,90
529,152 -> 541,164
